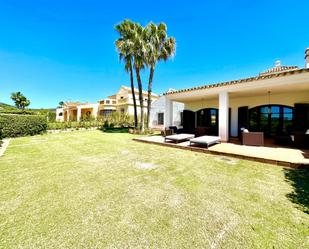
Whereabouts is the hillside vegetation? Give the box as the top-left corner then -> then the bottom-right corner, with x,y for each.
0,102 -> 55,115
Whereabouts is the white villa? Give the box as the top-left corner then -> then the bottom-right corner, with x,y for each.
149,89 -> 184,129
163,48 -> 309,143
56,86 -> 159,122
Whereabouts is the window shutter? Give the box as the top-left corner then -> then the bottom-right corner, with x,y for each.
183,110 -> 195,133
294,103 -> 309,132
238,106 -> 249,137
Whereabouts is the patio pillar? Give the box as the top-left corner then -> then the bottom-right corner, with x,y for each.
219,92 -> 229,142
164,97 -> 173,128
93,104 -> 99,120
77,107 -> 82,121
67,109 -> 70,122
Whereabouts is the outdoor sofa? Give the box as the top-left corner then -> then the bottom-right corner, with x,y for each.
241,130 -> 264,146
161,128 -> 174,137
291,130 -> 309,148
161,126 -> 184,137
189,135 -> 221,148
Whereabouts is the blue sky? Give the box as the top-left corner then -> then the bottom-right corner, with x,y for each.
0,0 -> 309,108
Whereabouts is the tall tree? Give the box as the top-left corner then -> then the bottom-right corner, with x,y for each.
131,22 -> 147,132
58,101 -> 64,108
115,20 -> 138,128
11,92 -> 30,110
145,22 -> 176,128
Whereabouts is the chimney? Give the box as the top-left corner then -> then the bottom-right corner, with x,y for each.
275,60 -> 281,67
305,48 -> 309,68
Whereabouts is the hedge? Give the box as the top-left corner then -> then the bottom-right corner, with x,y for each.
47,120 -> 104,130
0,114 -> 47,138
47,112 -> 135,131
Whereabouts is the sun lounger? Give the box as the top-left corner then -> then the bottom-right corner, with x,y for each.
189,135 -> 221,148
165,133 -> 195,143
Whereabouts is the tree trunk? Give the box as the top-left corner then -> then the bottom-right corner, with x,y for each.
135,66 -> 144,132
146,65 -> 155,128
129,63 -> 138,128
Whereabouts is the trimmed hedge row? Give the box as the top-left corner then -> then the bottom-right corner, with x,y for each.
47,120 -> 104,130
0,109 -> 36,115
47,112 -> 135,131
0,114 -> 47,138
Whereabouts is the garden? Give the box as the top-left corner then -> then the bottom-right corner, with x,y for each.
0,101 -> 308,248
0,130 -> 308,248
0,109 -> 141,140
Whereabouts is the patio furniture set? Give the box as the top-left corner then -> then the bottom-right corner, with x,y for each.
162,127 -> 221,148
161,126 -> 309,149
240,128 -> 309,148
164,133 -> 221,148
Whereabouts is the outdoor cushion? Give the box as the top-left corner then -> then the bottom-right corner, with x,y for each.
165,133 -> 195,143
189,135 -> 221,147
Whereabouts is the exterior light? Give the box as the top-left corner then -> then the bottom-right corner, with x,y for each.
267,91 -> 272,114
201,98 -> 205,115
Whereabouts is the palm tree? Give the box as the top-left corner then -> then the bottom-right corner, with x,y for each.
115,20 -> 138,128
11,92 -> 31,110
119,21 -> 147,131
133,23 -> 148,131
58,101 -> 64,108
145,22 -> 176,128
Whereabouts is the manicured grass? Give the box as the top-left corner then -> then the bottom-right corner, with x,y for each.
0,130 -> 308,248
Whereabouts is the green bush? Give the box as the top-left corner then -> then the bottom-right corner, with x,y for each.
47,112 -> 135,131
0,114 -> 47,138
46,112 -> 56,122
0,127 -> 2,147
47,120 -> 104,130
0,109 -> 36,115
98,112 -> 134,128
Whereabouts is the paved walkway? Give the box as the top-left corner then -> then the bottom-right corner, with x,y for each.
134,135 -> 309,168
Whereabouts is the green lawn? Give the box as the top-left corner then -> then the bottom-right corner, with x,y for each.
0,130 -> 308,248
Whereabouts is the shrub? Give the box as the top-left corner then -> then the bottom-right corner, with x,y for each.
98,112 -> 134,129
0,127 -> 2,147
128,128 -> 156,135
0,114 -> 47,138
46,112 -> 56,122
0,109 -> 36,115
46,112 -> 135,131
47,120 -> 103,130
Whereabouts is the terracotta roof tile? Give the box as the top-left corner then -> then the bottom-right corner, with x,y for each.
164,68 -> 309,95
259,65 -> 298,76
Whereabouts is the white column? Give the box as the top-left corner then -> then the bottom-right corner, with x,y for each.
77,107 -> 82,121
67,109 -> 70,122
164,96 -> 173,128
93,104 -> 99,120
219,92 -> 229,142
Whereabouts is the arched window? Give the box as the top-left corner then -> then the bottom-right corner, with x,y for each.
249,105 -> 293,137
196,108 -> 219,135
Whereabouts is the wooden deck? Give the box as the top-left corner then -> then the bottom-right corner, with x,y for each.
134,135 -> 309,168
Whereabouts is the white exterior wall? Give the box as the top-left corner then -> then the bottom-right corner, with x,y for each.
127,105 -> 135,116
184,90 -> 309,137
149,96 -> 184,129
56,108 -> 64,122
126,105 -> 148,116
